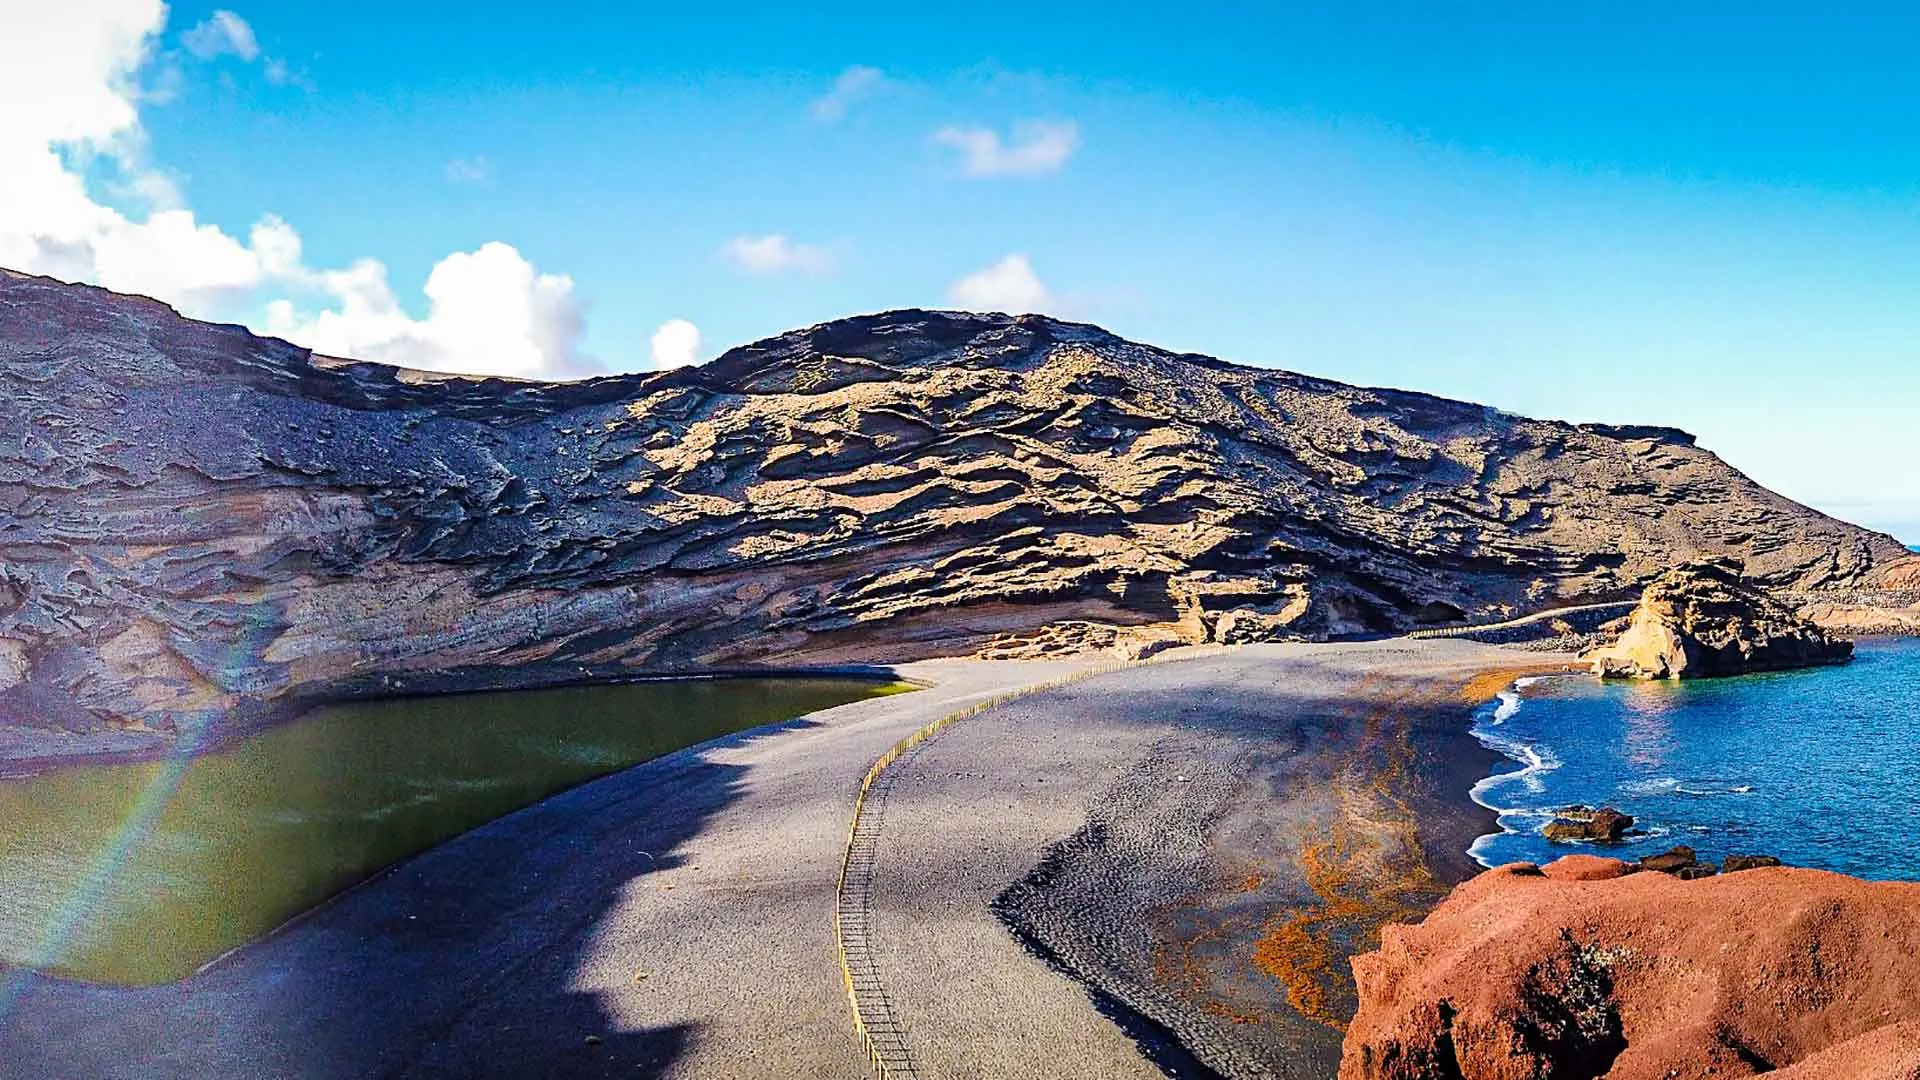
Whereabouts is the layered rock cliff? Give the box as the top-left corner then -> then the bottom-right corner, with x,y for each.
0,270 -> 1909,749
1585,562 -> 1855,679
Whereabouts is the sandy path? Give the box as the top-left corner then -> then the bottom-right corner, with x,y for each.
0,658 -> 1103,1080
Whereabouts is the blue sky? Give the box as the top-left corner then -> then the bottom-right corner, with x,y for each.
8,3 -> 1918,540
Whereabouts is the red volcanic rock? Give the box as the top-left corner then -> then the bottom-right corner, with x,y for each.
1771,1019 -> 1920,1079
1342,863 -> 1920,1080
1540,854 -> 1637,881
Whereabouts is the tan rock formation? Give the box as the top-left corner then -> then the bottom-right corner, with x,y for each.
0,270 -> 1908,745
1585,562 -> 1854,679
1342,863 -> 1920,1080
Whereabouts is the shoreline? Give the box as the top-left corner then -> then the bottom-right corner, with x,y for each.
0,656 -> 1113,1079
1463,671 -> 1580,870
856,642 -> 1575,1079
1458,637 -> 1920,882
0,662 -> 920,778
3,641 -> 1578,1079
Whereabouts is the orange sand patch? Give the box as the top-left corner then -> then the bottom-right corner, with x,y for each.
1457,663 -> 1575,707
1252,664 -> 1571,1031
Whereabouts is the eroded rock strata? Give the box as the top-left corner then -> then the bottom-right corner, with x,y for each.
0,270 -> 1909,746
1341,859 -> 1920,1080
1585,562 -> 1855,679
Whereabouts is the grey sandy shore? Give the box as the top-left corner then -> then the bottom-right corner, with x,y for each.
869,640 -> 1566,1079
0,640 -> 1566,1079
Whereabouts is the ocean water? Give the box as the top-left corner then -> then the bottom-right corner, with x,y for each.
1469,638 -> 1920,879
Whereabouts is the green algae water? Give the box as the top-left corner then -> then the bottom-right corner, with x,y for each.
0,677 -> 907,986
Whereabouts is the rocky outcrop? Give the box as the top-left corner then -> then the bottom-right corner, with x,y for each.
1585,562 -> 1855,679
1540,806 -> 1633,843
1639,845 -> 1708,875
0,270 -> 1909,748
1789,578 -> 1920,638
1342,862 -> 1920,1080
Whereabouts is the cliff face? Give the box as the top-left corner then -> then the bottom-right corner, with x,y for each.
1586,562 -> 1855,679
0,270 -> 1908,744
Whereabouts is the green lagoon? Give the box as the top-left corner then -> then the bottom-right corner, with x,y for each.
0,677 -> 907,985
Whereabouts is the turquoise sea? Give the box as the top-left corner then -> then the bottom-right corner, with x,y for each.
1469,638 -> 1920,879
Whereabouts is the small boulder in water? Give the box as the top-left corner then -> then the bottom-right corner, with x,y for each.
1723,853 -> 1784,873
1639,845 -> 1699,874
1541,805 -> 1635,843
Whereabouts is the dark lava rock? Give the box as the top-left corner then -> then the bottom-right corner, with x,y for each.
1723,854 -> 1784,873
1542,806 -> 1635,843
1639,846 -> 1700,875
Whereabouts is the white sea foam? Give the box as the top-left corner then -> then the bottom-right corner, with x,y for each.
1466,682 -> 1566,867
1621,777 -> 1756,798
1466,831 -> 1504,866
1620,777 -> 1682,796
1490,689 -> 1523,724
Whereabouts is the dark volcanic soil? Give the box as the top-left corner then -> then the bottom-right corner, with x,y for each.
862,641 -> 1558,1080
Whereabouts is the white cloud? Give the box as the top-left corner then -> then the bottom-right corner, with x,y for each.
266,243 -> 587,379
0,0 -> 270,313
720,233 -> 832,276
649,319 -> 702,368
810,66 -> 886,122
0,1 -> 593,380
933,119 -> 1079,178
261,57 -> 314,91
181,10 -> 258,62
948,254 -> 1052,314
178,9 -> 310,90
445,155 -> 491,183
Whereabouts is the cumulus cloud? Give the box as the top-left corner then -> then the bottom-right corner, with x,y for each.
810,65 -> 886,122
0,1 -> 592,379
0,0 -> 269,313
720,233 -> 832,276
947,254 -> 1052,313
649,319 -> 702,368
266,243 -> 585,378
180,10 -> 258,62
933,119 -> 1079,178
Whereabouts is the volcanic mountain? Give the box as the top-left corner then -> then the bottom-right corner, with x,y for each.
0,270 -> 1910,747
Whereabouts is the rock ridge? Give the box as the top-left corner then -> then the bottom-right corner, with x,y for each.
0,270 -> 1909,746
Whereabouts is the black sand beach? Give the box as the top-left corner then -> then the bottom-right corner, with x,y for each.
863,641 -> 1566,1079
0,642 -> 1568,1079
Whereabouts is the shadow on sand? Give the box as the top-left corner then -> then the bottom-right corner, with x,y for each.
0,716 -> 836,1079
